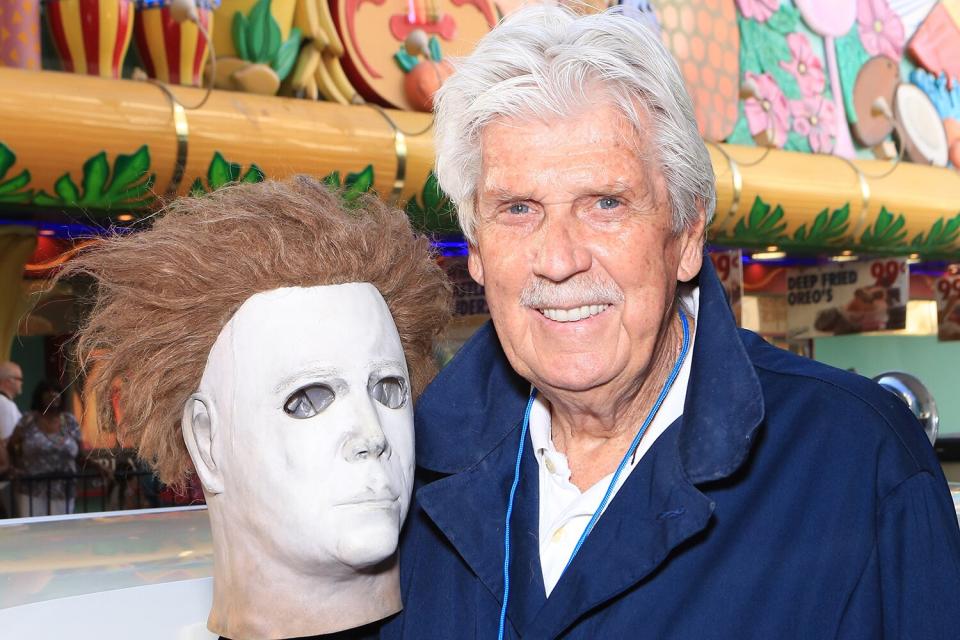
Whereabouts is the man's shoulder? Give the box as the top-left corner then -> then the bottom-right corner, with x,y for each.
736,328 -> 939,479
0,395 -> 20,440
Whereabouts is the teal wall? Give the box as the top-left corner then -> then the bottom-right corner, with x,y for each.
9,336 -> 45,413
814,336 -> 960,436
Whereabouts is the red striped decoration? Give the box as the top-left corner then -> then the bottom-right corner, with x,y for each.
79,0 -> 100,76
46,0 -> 134,77
46,1 -> 74,73
111,0 -> 132,77
161,6 -> 180,85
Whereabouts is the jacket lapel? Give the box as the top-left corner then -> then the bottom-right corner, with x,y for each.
416,426 -> 547,634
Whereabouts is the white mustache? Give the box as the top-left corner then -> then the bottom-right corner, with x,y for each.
519,276 -> 624,308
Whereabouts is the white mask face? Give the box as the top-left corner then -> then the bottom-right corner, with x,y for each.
198,283 -> 414,573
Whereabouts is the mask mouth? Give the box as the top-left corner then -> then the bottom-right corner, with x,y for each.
537,303 -> 612,323
336,490 -> 401,509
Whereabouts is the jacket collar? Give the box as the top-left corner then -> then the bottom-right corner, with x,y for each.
414,256 -> 765,482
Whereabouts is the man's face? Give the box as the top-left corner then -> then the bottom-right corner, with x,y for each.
203,283 -> 414,573
0,364 -> 22,399
469,104 -> 704,396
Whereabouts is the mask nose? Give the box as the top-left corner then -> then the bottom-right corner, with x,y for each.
342,399 -> 390,463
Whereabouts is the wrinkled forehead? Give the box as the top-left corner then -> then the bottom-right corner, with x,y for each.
202,283 -> 405,389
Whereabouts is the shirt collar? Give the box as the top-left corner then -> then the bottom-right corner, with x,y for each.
528,284 -> 700,466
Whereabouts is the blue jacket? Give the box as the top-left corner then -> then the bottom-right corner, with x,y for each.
382,260 -> 960,639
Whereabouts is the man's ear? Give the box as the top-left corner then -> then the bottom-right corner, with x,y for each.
467,243 -> 485,286
677,206 -> 707,283
181,393 -> 224,495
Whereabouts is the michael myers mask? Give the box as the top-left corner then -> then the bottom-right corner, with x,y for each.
182,283 -> 414,638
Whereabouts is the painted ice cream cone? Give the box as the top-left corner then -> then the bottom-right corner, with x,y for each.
133,0 -> 218,87
46,0 -> 135,77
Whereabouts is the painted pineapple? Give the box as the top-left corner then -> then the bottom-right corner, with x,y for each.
649,0 -> 741,142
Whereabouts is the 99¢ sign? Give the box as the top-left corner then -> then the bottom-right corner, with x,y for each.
709,250 -> 743,325
786,258 -> 909,338
936,266 -> 960,341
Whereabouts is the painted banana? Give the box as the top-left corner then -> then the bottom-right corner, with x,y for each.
324,53 -> 359,104
315,52 -> 349,104
288,44 -> 322,94
316,0 -> 344,57
293,0 -> 330,50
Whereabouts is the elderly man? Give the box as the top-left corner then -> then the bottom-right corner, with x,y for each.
383,6 -> 960,639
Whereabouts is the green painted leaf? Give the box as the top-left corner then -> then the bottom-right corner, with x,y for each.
428,36 -> 442,62
247,0 -> 273,62
404,197 -> 424,219
54,173 -> 81,204
394,48 -> 418,73
0,170 -> 30,195
827,204 -> 850,232
859,206 -> 908,249
343,165 -> 375,202
910,213 -> 960,251
80,152 -> 110,204
107,146 -> 151,198
241,165 -> 265,183
0,143 -> 15,178
791,204 -> 850,244
766,3 -> 799,34
109,176 -> 155,206
189,177 -> 206,197
732,196 -> 789,244
208,152 -> 233,189
423,173 -> 443,212
322,171 -> 341,189
272,27 -> 301,80
265,13 -> 283,62
232,12 -> 250,61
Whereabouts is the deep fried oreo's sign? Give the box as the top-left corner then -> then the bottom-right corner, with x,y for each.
786,260 -> 908,338
787,270 -> 858,305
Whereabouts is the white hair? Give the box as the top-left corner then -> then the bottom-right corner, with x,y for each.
432,4 -> 716,244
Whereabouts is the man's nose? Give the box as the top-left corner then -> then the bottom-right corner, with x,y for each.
342,398 -> 390,463
532,211 -> 592,282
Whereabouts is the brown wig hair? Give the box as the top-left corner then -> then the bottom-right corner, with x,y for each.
66,176 -> 452,486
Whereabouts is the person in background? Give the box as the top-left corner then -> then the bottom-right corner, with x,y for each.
9,380 -> 82,517
0,361 -> 24,516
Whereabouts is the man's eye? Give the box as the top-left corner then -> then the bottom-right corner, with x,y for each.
369,376 -> 408,409
598,197 -> 621,210
284,384 -> 335,418
507,203 -> 531,215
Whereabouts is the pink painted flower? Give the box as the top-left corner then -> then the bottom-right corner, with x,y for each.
743,72 -> 790,148
857,0 -> 905,61
736,0 -> 781,22
780,33 -> 826,98
790,95 -> 838,153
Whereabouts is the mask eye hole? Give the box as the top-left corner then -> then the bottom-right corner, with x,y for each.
369,376 -> 408,410
284,384 -> 335,419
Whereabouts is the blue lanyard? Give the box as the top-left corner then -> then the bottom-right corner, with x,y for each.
497,308 -> 691,640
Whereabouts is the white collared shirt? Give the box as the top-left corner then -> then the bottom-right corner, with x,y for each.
531,286 -> 700,596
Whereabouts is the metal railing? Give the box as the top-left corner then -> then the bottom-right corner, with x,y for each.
0,450 -> 204,518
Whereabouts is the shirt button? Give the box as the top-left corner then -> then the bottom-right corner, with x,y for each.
551,527 -> 564,543
545,457 -> 556,474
